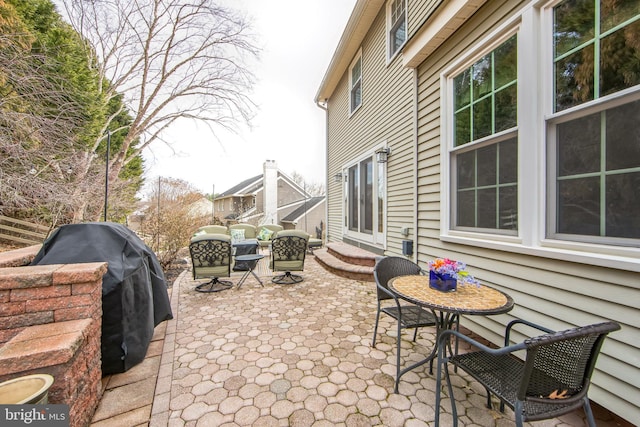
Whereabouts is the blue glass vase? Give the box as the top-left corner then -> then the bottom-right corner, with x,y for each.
429,270 -> 457,292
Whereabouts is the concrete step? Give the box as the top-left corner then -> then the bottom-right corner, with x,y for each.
313,242 -> 379,282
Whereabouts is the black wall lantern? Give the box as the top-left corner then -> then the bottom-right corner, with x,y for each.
375,147 -> 390,163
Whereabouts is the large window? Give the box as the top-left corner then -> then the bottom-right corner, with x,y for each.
548,1 -> 640,244
349,53 -> 362,114
388,0 -> 406,58
343,152 -> 386,245
451,35 -> 518,233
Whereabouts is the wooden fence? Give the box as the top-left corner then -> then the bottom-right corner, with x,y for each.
0,215 -> 51,246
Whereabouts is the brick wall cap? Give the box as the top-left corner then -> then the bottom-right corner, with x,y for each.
0,265 -> 59,290
0,245 -> 40,268
8,319 -> 92,343
53,262 -> 108,285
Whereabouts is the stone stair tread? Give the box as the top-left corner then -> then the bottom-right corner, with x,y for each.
314,248 -> 374,274
325,242 -> 378,263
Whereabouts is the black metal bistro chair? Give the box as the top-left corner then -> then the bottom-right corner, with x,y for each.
189,233 -> 233,293
372,256 -> 437,393
270,230 -> 309,284
435,319 -> 621,426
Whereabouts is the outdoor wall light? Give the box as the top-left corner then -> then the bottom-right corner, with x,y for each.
334,172 -> 344,183
375,147 -> 391,163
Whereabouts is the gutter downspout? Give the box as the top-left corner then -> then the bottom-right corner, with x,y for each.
316,99 -> 330,243
412,69 -> 419,263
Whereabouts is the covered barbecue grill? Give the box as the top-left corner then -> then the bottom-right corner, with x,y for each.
31,222 -> 173,375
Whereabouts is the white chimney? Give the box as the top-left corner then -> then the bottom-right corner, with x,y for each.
263,160 -> 278,224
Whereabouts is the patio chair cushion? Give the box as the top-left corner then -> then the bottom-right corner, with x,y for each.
257,224 -> 284,248
195,225 -> 228,236
230,229 -> 245,243
257,227 -> 274,241
229,224 -> 257,239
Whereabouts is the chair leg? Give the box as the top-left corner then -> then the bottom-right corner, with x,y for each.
583,397 -> 597,427
394,318 -> 402,393
272,271 -> 303,284
195,278 -> 233,293
372,305 -> 382,347
412,327 -> 418,342
435,357 -> 443,427
435,354 -> 458,427
485,386 -> 493,409
515,401 -> 524,427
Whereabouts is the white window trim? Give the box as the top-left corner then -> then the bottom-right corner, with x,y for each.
349,49 -> 363,116
342,144 -> 388,249
386,0 -> 407,63
438,2 -> 640,272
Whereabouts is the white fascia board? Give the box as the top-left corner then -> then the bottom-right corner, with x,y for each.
403,0 -> 488,68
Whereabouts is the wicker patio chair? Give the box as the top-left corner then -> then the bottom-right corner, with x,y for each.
372,256 -> 437,393
269,230 -> 308,284
189,234 -> 233,293
435,319 -> 621,426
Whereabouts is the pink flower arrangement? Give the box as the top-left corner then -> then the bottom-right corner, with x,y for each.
427,258 -> 479,286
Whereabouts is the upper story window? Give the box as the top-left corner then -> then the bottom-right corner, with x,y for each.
451,34 -> 518,233
547,0 -> 640,244
349,52 -> 362,114
388,0 -> 406,58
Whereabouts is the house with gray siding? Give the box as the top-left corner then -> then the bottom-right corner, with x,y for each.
316,0 -> 639,423
214,160 -> 326,235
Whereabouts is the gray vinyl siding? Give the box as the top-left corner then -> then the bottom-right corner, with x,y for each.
407,0 -> 440,36
415,0 -> 639,422
326,6 -> 416,254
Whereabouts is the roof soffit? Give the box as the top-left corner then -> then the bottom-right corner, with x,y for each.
403,0 -> 488,68
315,0 -> 385,102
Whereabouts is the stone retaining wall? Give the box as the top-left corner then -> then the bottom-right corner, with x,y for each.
0,246 -> 105,427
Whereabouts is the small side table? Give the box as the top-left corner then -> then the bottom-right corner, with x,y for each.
234,254 -> 265,289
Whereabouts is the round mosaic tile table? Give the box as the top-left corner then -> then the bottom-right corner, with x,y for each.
388,275 -> 514,390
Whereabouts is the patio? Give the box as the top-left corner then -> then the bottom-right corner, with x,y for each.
90,254 -> 623,427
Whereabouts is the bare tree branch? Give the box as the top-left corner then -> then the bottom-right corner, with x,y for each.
60,0 -> 260,211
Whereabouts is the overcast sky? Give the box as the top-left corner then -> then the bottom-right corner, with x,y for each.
142,0 -> 356,195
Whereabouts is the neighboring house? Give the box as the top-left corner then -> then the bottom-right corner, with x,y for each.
187,197 -> 214,219
281,196 -> 325,238
316,0 -> 639,423
214,160 -> 326,235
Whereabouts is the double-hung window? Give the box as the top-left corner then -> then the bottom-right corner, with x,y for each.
388,0 -> 406,59
451,34 -> 518,233
349,52 -> 362,114
547,1 -> 640,244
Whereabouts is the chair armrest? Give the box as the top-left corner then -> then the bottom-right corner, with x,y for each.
505,319 -> 555,346
438,329 -> 527,357
377,282 -> 404,303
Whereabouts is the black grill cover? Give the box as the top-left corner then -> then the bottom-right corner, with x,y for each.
31,222 -> 173,375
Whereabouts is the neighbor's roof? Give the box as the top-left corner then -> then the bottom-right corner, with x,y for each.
314,0 -> 384,103
281,197 -> 325,223
218,175 -> 262,197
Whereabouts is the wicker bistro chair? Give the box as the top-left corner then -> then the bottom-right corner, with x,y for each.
189,234 -> 234,293
372,256 -> 437,393
434,319 -> 621,427
269,230 -> 309,284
